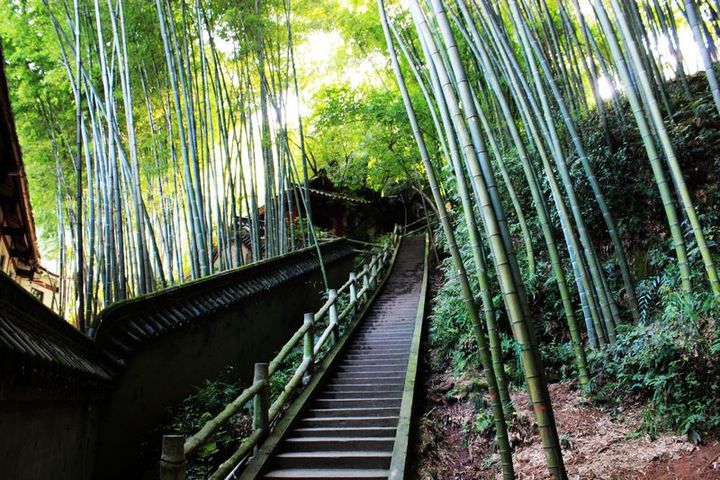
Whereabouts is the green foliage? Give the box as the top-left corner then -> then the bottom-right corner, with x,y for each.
307,82 -> 432,193
428,218 -> 486,376
169,378 -> 246,435
469,409 -> 495,437
0,0 -> 402,264
589,291 -> 720,442
578,74 -> 720,262
429,266 -> 479,375
164,376 -> 252,479
269,346 -> 303,399
0,0 -> 76,252
540,340 -> 577,383
429,212 -> 574,388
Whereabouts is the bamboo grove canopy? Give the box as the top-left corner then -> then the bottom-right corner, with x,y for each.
4,0 -> 327,331
2,0 -> 720,477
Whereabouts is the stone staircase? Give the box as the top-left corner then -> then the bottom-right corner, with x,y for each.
260,235 -> 426,479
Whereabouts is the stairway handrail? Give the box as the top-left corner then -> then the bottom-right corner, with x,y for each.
160,225 -> 402,480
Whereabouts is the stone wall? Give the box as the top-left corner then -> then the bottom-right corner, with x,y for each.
0,272 -> 112,480
91,239 -> 355,479
0,240 -> 354,480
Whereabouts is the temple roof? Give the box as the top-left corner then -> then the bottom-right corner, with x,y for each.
0,42 -> 41,273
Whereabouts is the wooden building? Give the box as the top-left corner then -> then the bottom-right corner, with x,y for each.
0,43 -> 58,309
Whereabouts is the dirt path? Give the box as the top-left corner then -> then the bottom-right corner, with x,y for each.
413,362 -> 720,479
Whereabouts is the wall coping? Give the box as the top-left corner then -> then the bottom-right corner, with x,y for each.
0,272 -> 112,397
93,239 -> 354,369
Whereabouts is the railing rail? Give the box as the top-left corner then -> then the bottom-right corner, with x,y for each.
160,225 -> 402,480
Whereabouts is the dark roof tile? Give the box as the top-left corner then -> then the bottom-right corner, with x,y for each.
93,240 -> 353,366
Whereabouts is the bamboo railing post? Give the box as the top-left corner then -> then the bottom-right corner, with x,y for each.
328,288 -> 339,345
362,272 -> 370,302
160,435 -> 186,480
252,362 -> 269,449
302,313 -> 314,384
155,230 -> 401,479
349,272 -> 358,316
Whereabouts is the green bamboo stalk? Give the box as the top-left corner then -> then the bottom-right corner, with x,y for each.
379,5 -> 515,478
603,0 -> 720,296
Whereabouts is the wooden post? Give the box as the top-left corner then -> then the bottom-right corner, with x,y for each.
370,255 -> 379,287
253,362 -> 270,447
160,435 -> 185,480
328,289 -> 339,345
303,313 -> 314,384
362,271 -> 370,302
349,272 -> 357,316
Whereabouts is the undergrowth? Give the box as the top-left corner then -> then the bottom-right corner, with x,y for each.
429,222 -> 720,444
162,373 -> 252,479
427,77 -> 720,445
589,289 -> 719,443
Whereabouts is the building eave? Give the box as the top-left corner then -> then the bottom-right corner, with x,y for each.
0,42 -> 41,268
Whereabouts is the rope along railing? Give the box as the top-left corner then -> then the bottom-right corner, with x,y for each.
160,225 -> 402,480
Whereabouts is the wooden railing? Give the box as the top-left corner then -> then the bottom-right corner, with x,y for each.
160,225 -> 402,480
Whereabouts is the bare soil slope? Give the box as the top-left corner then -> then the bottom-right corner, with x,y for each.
414,365 -> 720,479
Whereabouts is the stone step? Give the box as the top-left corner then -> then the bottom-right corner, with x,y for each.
313,397 -> 402,409
320,390 -> 403,399
335,366 -> 407,375
357,324 -> 414,330
306,407 -> 400,418
346,349 -> 409,356
291,427 -> 396,438
264,468 -> 389,479
338,359 -> 408,368
344,352 -> 409,359
353,334 -> 413,341
283,437 -> 394,452
273,451 -> 392,470
324,383 -> 404,391
354,336 -> 412,342
298,416 -> 399,428
349,341 -> 410,347
346,347 -> 409,353
329,374 -> 405,383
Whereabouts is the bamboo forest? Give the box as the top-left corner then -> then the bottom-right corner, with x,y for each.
1,0 -> 720,478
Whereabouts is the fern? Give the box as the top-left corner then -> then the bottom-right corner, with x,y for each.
638,276 -> 662,322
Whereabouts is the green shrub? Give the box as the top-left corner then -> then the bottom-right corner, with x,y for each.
468,410 -> 495,437
165,377 -> 252,479
540,340 -> 577,383
429,269 -> 480,375
589,290 -> 720,442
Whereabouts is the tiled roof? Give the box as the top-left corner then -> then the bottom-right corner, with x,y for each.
93,239 -> 353,368
0,273 -> 113,396
307,187 -> 371,205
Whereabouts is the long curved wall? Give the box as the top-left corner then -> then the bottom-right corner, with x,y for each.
91,239 -> 355,480
0,240 -> 354,480
0,272 -> 111,480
